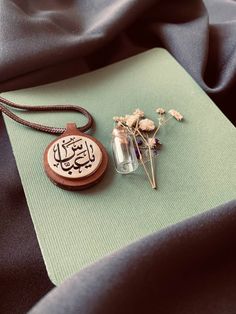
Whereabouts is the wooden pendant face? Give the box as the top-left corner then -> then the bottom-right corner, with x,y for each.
44,123 -> 108,190
47,135 -> 103,179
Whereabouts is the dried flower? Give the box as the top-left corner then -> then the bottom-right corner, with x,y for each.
168,109 -> 183,121
112,106 -> 184,190
113,116 -> 126,123
148,138 -> 156,148
139,118 -> 156,131
156,108 -> 165,114
133,108 -> 144,118
125,114 -> 139,127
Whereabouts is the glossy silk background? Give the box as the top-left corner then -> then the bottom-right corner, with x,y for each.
0,0 -> 236,313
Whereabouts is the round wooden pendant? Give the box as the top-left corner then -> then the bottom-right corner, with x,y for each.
44,123 -> 108,190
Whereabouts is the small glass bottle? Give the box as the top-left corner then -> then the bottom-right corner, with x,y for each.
111,127 -> 139,174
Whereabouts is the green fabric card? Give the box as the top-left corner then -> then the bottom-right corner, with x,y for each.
2,49 -> 236,285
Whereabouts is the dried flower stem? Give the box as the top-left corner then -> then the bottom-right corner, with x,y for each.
152,115 -> 173,140
162,116 -> 173,124
152,125 -> 160,140
136,128 -> 157,188
135,128 -> 149,146
148,144 -> 156,189
144,133 -> 156,189
119,122 -> 154,188
132,133 -> 155,188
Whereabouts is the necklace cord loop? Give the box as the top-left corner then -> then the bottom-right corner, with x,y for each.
0,96 -> 93,134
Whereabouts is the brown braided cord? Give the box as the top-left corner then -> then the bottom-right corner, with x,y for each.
0,96 -> 93,134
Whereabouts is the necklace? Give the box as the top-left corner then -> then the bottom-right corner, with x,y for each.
0,96 -> 108,190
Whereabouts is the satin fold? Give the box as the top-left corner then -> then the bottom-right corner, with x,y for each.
0,1 -> 236,313
29,200 -> 236,314
0,0 -> 236,122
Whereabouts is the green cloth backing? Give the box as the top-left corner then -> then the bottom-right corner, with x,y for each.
2,49 -> 236,285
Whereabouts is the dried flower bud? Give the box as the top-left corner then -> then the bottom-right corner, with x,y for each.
139,118 -> 156,131
168,109 -> 183,121
133,108 -> 144,118
125,114 -> 139,127
113,116 -> 126,123
156,108 -> 165,114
